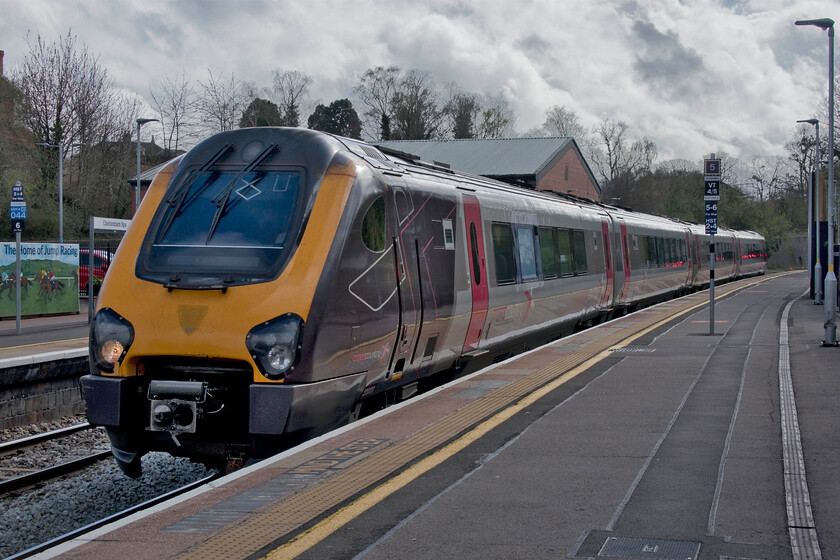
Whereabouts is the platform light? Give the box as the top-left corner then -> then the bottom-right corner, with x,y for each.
795,18 -> 836,344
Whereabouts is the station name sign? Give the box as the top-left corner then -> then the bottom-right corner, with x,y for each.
92,216 -> 131,233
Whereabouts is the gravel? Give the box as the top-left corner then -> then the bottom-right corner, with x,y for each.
0,417 -> 214,558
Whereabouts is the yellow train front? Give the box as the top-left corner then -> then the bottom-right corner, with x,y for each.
81,127 -> 463,476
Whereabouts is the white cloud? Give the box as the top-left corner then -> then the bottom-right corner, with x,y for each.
0,0 -> 836,162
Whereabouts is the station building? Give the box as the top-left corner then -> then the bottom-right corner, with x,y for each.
376,136 -> 601,201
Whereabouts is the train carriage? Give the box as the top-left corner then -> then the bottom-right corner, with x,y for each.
81,127 -> 765,476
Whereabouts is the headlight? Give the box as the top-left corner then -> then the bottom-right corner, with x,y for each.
246,313 -> 304,380
89,308 -> 135,374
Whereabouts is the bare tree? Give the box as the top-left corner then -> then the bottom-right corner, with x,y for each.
270,69 -> 312,127
475,91 -> 515,139
589,118 -> 657,185
543,105 -> 586,139
390,70 -> 442,140
197,70 -> 252,134
12,30 -> 144,231
442,84 -> 479,139
590,118 -> 632,184
13,31 -> 115,152
148,68 -> 196,154
785,123 -> 819,198
354,66 -> 400,140
744,155 -> 784,201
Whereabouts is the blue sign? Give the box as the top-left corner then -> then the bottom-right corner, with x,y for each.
9,203 -> 26,220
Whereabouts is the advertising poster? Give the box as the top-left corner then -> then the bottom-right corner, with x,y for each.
0,243 -> 80,318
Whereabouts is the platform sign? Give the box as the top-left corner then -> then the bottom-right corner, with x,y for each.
10,202 -> 27,220
704,179 -> 720,201
705,201 -> 718,234
10,182 -> 26,236
704,159 -> 721,176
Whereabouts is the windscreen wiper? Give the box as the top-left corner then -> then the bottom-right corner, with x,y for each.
205,144 -> 278,244
157,144 -> 233,241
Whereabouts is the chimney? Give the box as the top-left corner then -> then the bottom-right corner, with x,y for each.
0,50 -> 4,77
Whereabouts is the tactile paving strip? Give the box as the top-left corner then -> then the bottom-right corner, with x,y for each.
174,277 -> 772,560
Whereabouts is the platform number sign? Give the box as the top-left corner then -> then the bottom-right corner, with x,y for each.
704,159 -> 721,175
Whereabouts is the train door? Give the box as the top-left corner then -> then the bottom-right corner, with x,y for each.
389,185 -> 422,378
600,220 -> 614,308
461,194 -> 488,353
684,231 -> 693,285
616,220 -> 631,304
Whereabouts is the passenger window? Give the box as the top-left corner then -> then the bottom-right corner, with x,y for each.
572,230 -> 588,275
470,223 -> 481,286
492,223 -> 516,285
557,229 -> 573,277
361,196 -> 386,252
517,226 -> 538,282
539,227 -> 557,279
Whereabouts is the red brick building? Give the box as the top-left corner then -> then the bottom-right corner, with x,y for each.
376,137 -> 601,201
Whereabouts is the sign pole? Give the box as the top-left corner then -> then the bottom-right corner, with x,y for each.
704,155 -> 721,336
709,235 -> 715,335
15,231 -> 21,334
89,216 -> 95,324
10,180 -> 26,335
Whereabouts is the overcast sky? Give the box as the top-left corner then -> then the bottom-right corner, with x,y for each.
0,0 -> 837,164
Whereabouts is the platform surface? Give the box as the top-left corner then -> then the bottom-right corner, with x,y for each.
39,271 -> 839,560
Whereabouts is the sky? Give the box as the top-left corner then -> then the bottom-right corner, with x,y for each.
0,0 -> 837,165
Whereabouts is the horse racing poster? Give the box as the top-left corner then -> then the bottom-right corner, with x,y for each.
0,243 -> 80,318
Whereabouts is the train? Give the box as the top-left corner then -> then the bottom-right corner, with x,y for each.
81,127 -> 766,477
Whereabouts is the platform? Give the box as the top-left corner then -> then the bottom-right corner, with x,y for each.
36,271 -> 839,559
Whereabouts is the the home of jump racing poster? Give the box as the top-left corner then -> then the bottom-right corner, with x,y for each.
0,243 -> 80,318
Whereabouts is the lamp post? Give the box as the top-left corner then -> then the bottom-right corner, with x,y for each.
796,17 -> 835,345
36,141 -> 83,243
798,118 -> 821,303
136,118 -> 159,215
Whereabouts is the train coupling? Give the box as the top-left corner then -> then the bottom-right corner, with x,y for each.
147,380 -> 209,445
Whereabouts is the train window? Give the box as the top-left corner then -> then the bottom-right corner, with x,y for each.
657,238 -> 665,267
492,223 -> 516,285
572,230 -> 588,275
539,227 -> 557,279
361,196 -> 386,252
557,229 -> 574,277
517,226 -> 539,282
470,223 -> 481,286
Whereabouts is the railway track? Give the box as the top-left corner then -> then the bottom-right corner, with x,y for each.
0,422 -> 112,494
5,471 -> 222,560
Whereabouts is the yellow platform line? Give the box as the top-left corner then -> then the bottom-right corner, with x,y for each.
172,274 -> 776,560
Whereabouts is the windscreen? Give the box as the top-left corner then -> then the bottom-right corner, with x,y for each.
144,167 -> 303,281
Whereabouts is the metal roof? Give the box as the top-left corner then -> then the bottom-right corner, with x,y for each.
375,137 -> 574,177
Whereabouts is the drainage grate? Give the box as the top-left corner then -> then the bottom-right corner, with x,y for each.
610,346 -> 656,353
599,536 -> 700,559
